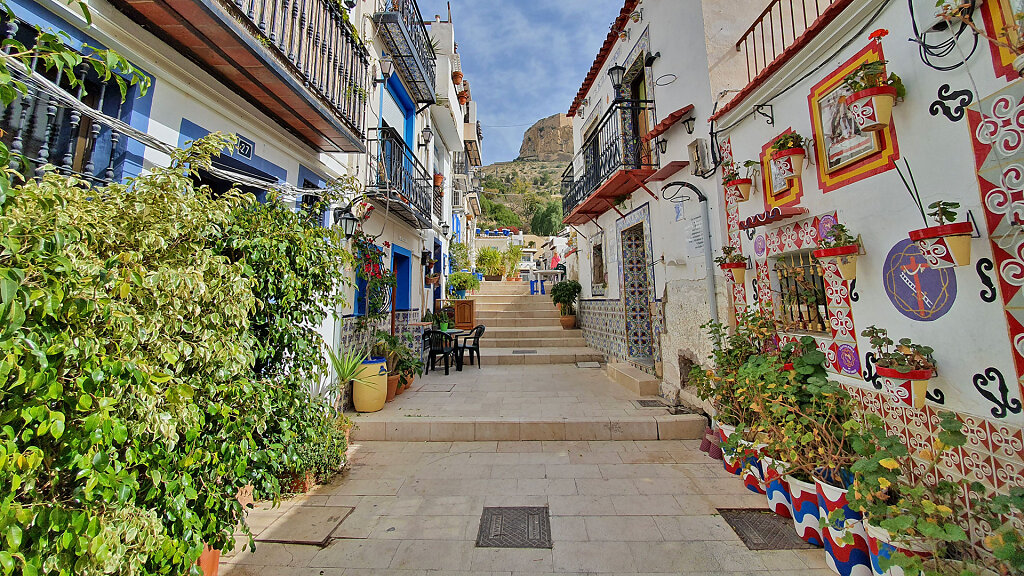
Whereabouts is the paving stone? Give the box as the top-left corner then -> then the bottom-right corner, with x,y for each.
257,505 -> 353,546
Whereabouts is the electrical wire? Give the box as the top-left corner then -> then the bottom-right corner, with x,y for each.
907,0 -> 978,72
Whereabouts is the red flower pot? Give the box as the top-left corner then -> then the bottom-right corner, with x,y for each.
813,244 -> 860,281
720,261 -> 746,285
726,178 -> 753,202
771,147 -> 805,180
908,222 -> 973,269
875,365 -> 933,409
847,85 -> 898,132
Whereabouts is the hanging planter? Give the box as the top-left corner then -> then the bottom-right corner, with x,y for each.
425,273 -> 441,286
452,70 -> 464,85
813,223 -> 862,281
457,90 -> 469,105
715,246 -> 746,285
769,132 -> 807,181
433,173 -> 445,187
786,475 -> 824,547
815,477 -> 872,576
847,86 -> 899,132
726,178 -> 753,202
862,326 -> 935,409
908,221 -> 973,269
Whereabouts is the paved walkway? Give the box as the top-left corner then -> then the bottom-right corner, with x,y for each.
348,364 -> 705,441
221,439 -> 834,575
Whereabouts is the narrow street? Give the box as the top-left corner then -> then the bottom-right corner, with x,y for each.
222,434 -> 832,575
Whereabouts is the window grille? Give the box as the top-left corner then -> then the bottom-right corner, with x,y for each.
774,251 -> 830,334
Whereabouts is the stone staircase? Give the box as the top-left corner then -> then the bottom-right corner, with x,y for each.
470,281 -> 602,365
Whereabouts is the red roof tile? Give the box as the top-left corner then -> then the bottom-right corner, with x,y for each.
567,0 -> 641,117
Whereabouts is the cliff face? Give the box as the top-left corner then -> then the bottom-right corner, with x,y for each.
517,113 -> 573,162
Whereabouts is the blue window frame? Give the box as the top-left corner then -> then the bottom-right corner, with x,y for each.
391,245 -> 412,311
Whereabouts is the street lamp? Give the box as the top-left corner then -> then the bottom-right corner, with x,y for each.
607,63 -> 626,98
419,126 -> 433,149
333,206 -> 360,239
375,57 -> 394,85
441,223 -> 451,238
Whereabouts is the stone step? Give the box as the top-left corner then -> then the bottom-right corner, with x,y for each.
350,413 -> 706,442
448,346 -> 601,366
476,302 -> 560,312
477,309 -> 562,319
477,317 -> 566,328
607,362 -> 661,396
481,336 -> 589,348
482,326 -> 581,338
468,294 -> 550,302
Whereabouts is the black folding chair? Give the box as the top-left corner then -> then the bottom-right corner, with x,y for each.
458,325 -> 486,369
424,329 -> 457,375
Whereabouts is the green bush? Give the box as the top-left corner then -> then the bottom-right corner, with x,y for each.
294,414 -> 352,484
449,241 -> 470,272
475,247 -> 505,276
550,280 -> 582,315
1,135 -> 272,574
448,271 -> 480,293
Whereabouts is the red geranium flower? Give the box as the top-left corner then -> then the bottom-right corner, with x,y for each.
869,28 -> 888,40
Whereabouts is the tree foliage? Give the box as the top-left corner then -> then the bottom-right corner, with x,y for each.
530,200 -> 563,236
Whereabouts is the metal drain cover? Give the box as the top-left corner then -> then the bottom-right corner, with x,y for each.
476,507 -> 552,549
633,399 -> 667,408
718,508 -> 816,550
512,350 -> 538,355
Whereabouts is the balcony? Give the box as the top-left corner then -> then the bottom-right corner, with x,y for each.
367,126 -> 432,229
111,0 -> 370,153
737,0 -> 849,82
373,0 -> 436,104
561,100 -> 658,225
463,101 -> 482,167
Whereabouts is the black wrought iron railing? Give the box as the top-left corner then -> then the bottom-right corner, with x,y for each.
432,184 -> 443,220
369,126 -> 431,225
0,21 -> 140,184
453,151 -> 468,177
373,0 -> 436,103
233,0 -> 371,136
561,99 -> 657,217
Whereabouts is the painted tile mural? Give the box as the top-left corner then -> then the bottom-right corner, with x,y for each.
336,309 -> 423,409
579,298 -> 663,373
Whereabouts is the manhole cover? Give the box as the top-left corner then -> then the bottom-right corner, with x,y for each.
633,399 -> 667,408
476,507 -> 552,549
512,350 -> 538,355
576,361 -> 601,368
718,508 -> 816,550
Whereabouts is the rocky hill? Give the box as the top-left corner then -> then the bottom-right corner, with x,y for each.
517,113 -> 573,162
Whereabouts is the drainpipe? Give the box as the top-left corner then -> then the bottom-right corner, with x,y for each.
663,181 -> 719,326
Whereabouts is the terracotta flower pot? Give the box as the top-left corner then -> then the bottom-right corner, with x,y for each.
814,477 -> 871,576
457,91 -> 469,105
726,178 -> 753,202
813,244 -> 859,281
386,374 -> 399,402
197,545 -> 221,576
786,475 -> 824,546
847,85 -> 898,132
720,262 -> 746,285
864,521 -> 932,576
559,314 -> 576,329
875,366 -> 933,409
433,173 -> 445,187
908,222 -> 973,269
452,70 -> 464,85
425,275 -> 440,286
771,147 -> 805,180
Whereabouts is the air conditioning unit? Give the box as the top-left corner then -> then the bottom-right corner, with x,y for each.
688,138 -> 711,175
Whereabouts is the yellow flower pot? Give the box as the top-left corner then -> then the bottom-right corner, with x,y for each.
353,357 -> 388,413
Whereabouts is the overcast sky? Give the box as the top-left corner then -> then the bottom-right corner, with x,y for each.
419,0 -> 623,165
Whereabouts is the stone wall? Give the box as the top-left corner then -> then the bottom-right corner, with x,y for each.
336,309 -> 424,409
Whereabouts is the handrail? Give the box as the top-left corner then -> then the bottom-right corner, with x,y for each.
735,0 -> 840,81
234,0 -> 371,135
369,126 -> 431,223
560,99 -> 657,218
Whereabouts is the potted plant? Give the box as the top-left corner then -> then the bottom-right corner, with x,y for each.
715,246 -> 747,285
861,326 -> 935,409
374,331 -> 413,402
503,244 -> 523,280
842,58 -> 906,132
325,346 -> 372,411
425,272 -> 441,286
396,351 -> 424,392
769,132 -> 807,181
939,2 -> 1024,76
476,247 -> 505,281
457,90 -> 469,105
550,279 -> 582,329
352,354 -> 387,413
908,201 -> 974,269
452,69 -> 464,85
813,223 -> 861,281
433,173 -> 445,187
435,309 -> 453,332
724,160 -> 759,202
448,270 -> 480,298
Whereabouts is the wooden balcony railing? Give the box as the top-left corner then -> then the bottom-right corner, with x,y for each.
736,0 -> 843,82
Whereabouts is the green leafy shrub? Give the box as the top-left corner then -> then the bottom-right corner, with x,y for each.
294,414 -> 352,483
550,280 -> 581,316
475,247 -> 505,276
448,271 -> 480,293
449,241 -> 470,272
0,134 -> 272,574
